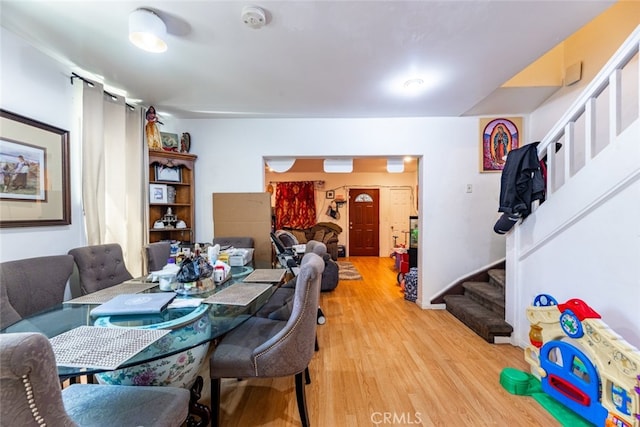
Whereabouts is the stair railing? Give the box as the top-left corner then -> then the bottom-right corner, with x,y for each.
536,24 -> 639,201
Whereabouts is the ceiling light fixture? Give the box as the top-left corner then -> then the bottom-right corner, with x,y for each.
129,8 -> 168,53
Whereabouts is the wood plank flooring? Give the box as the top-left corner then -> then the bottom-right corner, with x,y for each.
196,256 -> 560,426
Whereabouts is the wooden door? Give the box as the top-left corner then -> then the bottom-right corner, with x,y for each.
348,188 -> 379,256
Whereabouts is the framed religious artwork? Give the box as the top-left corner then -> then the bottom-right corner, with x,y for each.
160,132 -> 180,152
0,109 -> 71,227
479,117 -> 522,172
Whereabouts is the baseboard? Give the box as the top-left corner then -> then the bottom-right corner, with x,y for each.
494,336 -> 513,345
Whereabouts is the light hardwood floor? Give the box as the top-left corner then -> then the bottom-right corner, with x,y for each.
196,256 -> 560,426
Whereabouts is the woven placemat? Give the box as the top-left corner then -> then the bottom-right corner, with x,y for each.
64,280 -> 159,305
203,282 -> 272,306
242,269 -> 285,283
50,325 -> 169,370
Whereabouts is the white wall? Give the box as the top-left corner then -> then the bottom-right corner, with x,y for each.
179,117 -> 507,306
0,28 -> 86,261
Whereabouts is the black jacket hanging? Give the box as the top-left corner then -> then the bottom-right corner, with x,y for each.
494,142 -> 545,234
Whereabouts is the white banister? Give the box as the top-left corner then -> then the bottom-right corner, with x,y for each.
537,25 -> 639,199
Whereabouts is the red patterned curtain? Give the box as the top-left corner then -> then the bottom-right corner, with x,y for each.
275,181 -> 317,229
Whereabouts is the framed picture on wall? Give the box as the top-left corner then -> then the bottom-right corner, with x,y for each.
479,117 -> 522,172
0,109 -> 71,227
149,183 -> 168,204
326,190 -> 335,199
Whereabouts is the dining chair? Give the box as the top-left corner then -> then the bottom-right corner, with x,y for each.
0,255 -> 74,329
209,252 -> 324,427
144,241 -> 172,274
68,243 -> 133,295
0,332 -> 191,427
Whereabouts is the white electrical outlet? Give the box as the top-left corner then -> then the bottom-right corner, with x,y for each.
466,184 -> 472,193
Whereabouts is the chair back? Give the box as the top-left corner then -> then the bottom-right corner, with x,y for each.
212,237 -> 254,248
0,255 -> 74,328
145,241 -> 172,274
252,252 -> 324,377
68,243 -> 133,295
0,332 -> 76,426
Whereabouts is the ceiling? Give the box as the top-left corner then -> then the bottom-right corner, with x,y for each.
0,0 -> 616,121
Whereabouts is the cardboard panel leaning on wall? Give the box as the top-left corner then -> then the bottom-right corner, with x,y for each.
212,192 -> 272,269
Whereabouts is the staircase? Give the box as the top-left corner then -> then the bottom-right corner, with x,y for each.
442,268 -> 513,343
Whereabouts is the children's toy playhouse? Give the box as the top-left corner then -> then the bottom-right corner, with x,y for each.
503,294 -> 640,426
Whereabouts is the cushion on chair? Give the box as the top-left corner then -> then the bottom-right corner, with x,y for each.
212,237 -> 254,249
68,244 -> 133,295
210,316 -> 287,378
146,241 -> 172,273
0,255 -> 74,321
63,384 -> 190,427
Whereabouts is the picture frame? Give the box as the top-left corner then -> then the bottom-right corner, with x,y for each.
0,109 -> 70,227
154,164 -> 182,182
326,190 -> 335,199
479,117 -> 522,173
160,132 -> 180,152
149,183 -> 168,204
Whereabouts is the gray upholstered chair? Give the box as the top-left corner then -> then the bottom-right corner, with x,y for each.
306,240 -> 339,292
144,241 -> 172,274
209,252 -> 324,427
68,243 -> 133,295
0,332 -> 191,427
212,236 -> 254,249
0,255 -> 74,329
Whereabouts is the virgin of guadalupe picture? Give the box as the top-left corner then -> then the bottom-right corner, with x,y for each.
480,117 -> 521,172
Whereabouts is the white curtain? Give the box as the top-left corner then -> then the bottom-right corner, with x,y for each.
75,79 -> 145,276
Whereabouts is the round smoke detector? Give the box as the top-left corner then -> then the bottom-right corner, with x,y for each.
241,6 -> 266,29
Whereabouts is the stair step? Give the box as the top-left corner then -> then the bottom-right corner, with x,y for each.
488,269 -> 505,289
463,281 -> 505,315
443,294 -> 513,343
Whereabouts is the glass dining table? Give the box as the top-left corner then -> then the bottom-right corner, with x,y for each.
1,266 -> 283,378
1,265 -> 285,426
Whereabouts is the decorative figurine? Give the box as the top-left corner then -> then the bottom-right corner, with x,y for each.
145,106 -> 163,150
180,132 -> 191,153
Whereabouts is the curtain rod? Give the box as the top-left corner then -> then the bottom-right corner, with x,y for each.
70,72 -> 135,111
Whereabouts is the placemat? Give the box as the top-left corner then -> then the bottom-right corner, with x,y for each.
49,326 -> 170,370
63,281 -> 159,305
203,282 -> 272,306
242,269 -> 285,283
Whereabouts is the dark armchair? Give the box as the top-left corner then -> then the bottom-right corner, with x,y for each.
0,255 -> 74,329
68,243 -> 133,295
209,252 -> 324,427
0,332 -> 191,427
